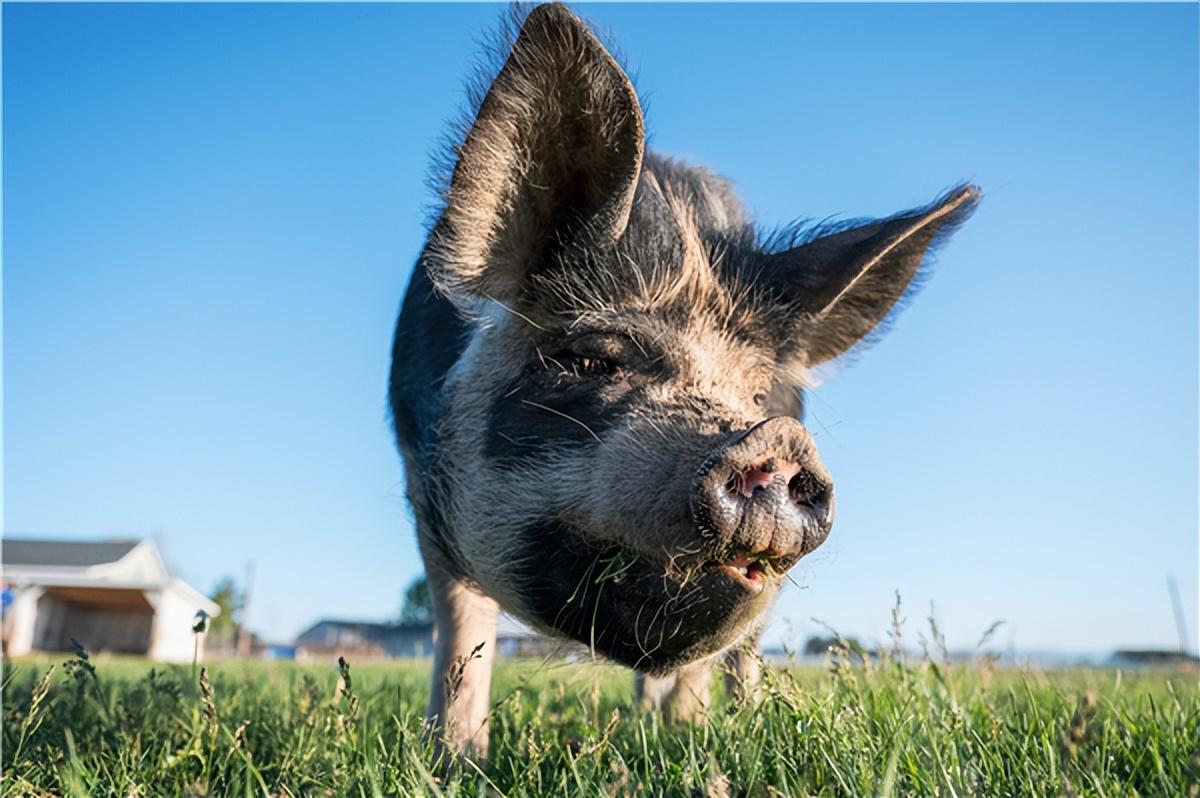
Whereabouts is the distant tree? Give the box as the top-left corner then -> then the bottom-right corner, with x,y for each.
804,634 -> 865,656
400,576 -> 433,624
208,576 -> 243,638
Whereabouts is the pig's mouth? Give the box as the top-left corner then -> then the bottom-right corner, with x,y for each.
702,552 -> 775,595
513,521 -> 790,674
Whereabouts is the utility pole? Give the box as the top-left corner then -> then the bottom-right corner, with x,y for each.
1167,575 -> 1190,654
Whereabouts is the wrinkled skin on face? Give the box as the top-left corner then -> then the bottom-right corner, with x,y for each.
450,332 -> 794,669
390,3 -> 978,677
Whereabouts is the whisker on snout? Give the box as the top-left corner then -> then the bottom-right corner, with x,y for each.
520,399 -> 602,442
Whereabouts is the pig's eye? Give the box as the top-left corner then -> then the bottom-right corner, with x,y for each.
753,392 -> 769,409
568,354 -> 618,378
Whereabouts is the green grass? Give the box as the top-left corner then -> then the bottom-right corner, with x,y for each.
2,645 -> 1197,797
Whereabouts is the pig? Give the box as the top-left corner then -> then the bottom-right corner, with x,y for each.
389,3 -> 978,761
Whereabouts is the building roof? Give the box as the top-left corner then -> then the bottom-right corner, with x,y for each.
293,614 -> 542,646
298,619 -> 433,636
1,537 -> 220,617
293,619 -> 434,657
2,538 -> 142,568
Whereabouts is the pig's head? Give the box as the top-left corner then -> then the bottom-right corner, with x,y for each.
424,4 -> 977,673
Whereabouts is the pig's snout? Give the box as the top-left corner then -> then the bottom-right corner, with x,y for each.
692,416 -> 834,567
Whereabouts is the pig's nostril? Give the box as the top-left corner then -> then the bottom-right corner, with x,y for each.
788,469 -> 829,509
725,462 -> 803,499
723,474 -> 740,499
743,467 -> 775,497
724,472 -> 762,499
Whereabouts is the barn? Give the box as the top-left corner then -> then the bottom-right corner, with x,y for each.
293,619 -> 434,660
2,537 -> 220,662
291,613 -> 559,661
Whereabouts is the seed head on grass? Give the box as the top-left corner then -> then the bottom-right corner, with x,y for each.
336,656 -> 359,714
1059,691 -> 1098,762
443,641 -> 486,707
437,642 -> 487,756
974,618 -> 1006,687
924,602 -> 950,666
974,619 -> 1006,652
336,656 -> 353,699
888,590 -> 907,663
334,655 -> 360,736
64,638 -> 100,707
199,667 -> 218,739
11,664 -> 56,765
227,719 -> 252,756
66,638 -> 97,681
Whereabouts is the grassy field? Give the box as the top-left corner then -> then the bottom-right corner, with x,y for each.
2,643 -> 1197,797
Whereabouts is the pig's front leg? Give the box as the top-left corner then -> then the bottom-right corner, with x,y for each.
634,670 -> 676,711
722,644 -> 762,703
427,573 -> 498,763
663,657 -> 715,724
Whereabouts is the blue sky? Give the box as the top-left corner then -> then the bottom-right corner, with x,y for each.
4,3 -> 1196,655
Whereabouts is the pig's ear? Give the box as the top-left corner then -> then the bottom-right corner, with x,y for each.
765,185 -> 980,367
429,3 -> 644,306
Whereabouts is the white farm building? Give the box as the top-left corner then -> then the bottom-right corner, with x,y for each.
2,537 -> 219,662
